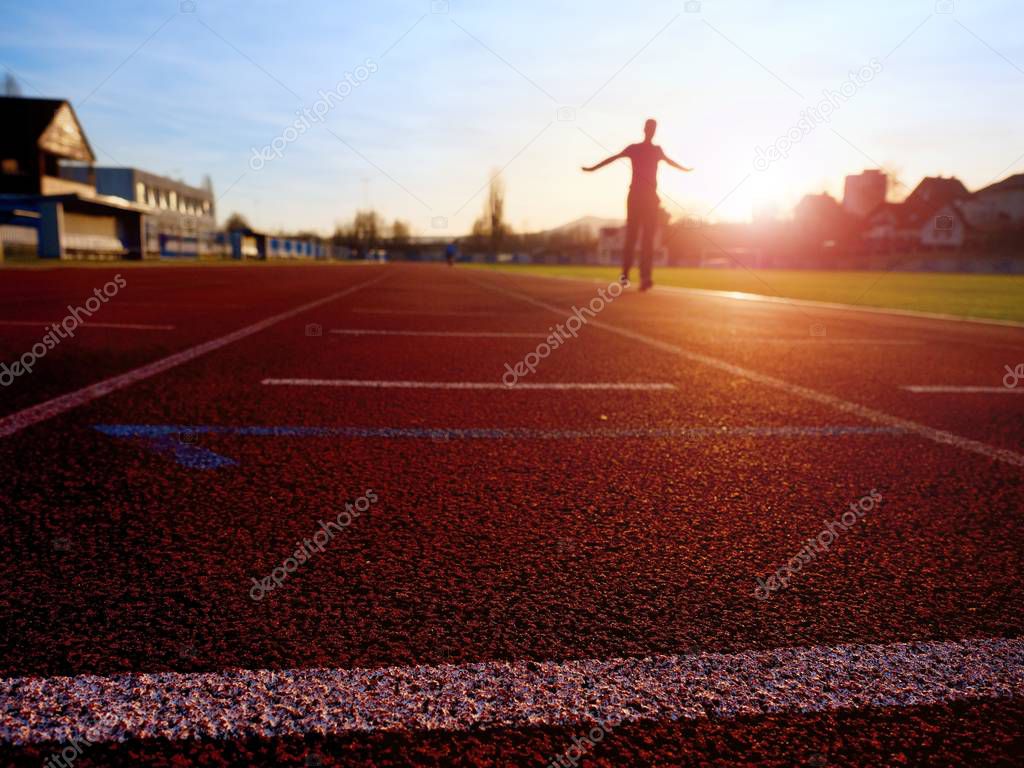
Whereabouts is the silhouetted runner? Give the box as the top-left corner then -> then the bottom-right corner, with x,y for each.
582,119 -> 692,291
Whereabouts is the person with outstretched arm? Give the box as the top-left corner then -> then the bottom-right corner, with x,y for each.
582,119 -> 692,291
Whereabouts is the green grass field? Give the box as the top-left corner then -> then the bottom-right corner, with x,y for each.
466,264 -> 1024,324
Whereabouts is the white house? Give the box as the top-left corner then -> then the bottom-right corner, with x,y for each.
919,203 -> 970,248
960,174 -> 1024,230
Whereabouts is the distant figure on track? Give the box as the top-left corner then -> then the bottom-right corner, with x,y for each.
445,240 -> 458,267
581,119 -> 692,291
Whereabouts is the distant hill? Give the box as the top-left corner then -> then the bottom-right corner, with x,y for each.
541,216 -> 623,237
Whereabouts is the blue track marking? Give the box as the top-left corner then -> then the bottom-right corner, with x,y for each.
94,425 -> 911,469
144,435 -> 239,469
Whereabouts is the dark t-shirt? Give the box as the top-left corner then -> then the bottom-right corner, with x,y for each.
622,142 -> 666,196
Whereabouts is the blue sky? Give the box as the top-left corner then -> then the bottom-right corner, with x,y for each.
3,0 -> 1023,234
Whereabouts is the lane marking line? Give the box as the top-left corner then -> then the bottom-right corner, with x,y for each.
350,308 -> 502,317
752,339 -> 921,346
655,283 -> 1024,330
0,320 -> 175,331
0,273 -> 389,439
2,636 -> 1021,745
261,379 -> 676,390
903,385 -> 1022,394
470,275 -> 1024,468
330,329 -> 546,338
473,266 -> 1024,329
95,424 -> 908,438
95,423 -> 908,468
490,267 -> 1022,353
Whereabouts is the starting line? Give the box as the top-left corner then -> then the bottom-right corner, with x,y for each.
93,424 -> 910,469
2,636 -> 1021,745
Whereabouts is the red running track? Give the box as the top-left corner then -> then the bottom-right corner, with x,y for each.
0,262 -> 1022,766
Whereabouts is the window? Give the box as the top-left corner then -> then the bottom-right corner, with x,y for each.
1,158 -> 18,174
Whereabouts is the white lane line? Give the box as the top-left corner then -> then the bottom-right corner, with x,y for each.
656,283 -> 1024,329
2,637 -> 1021,745
903,386 -> 1023,394
351,308 -> 500,317
0,274 -> 389,439
753,339 -> 921,346
0,320 -> 175,331
262,379 -> 676,391
471,276 -> 1024,468
330,329 -> 545,338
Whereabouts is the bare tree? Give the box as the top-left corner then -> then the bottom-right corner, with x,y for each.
472,171 -> 509,257
390,219 -> 411,246
334,210 -> 382,257
883,163 -> 910,203
224,212 -> 251,231
353,210 -> 381,255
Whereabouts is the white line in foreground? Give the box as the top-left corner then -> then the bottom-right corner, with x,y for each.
330,329 -> 544,338
903,386 -> 1022,394
0,273 -> 389,439
471,277 -> 1024,468
351,308 -> 500,317
754,339 -> 921,346
0,320 -> 175,331
2,637 -> 1021,745
262,379 -> 675,390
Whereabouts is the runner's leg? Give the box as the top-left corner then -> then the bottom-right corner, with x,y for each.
621,204 -> 639,282
639,204 -> 657,288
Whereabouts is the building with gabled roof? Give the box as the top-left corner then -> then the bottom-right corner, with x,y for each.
862,176 -> 971,252
960,173 -> 1024,231
0,96 -> 144,258
0,96 -> 96,197
902,176 -> 970,215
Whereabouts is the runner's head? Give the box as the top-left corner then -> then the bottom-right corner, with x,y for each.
644,118 -> 657,141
